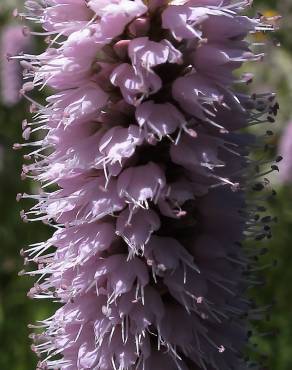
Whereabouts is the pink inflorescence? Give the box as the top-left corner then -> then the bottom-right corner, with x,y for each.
0,24 -> 31,106
18,1 -> 278,369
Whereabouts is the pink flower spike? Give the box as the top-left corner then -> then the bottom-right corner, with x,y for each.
19,1 -> 278,369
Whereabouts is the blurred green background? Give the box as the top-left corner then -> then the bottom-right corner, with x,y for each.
0,0 -> 292,369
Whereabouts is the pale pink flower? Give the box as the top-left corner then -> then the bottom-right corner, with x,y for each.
18,1 -> 278,369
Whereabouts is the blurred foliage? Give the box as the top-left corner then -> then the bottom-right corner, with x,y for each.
0,100 -> 52,369
0,0 -> 292,370
247,1 -> 292,370
252,188 -> 292,370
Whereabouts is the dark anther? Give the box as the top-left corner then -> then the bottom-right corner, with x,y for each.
273,259 -> 278,267
255,234 -> 266,241
261,216 -> 272,223
253,183 -> 264,191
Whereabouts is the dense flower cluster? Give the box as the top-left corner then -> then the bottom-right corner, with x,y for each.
18,1 -> 278,369
0,24 -> 31,106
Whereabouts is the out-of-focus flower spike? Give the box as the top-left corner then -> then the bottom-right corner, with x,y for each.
1,24 -> 32,106
278,121 -> 292,183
